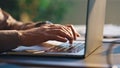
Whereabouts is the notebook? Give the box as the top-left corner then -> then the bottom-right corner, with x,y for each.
1,0 -> 106,58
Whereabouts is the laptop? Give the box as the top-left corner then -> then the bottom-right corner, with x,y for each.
1,0 -> 106,59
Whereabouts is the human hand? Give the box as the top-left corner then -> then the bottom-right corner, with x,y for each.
18,24 -> 80,46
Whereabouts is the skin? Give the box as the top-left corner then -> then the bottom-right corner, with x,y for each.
0,8 -> 80,47
19,24 -> 80,46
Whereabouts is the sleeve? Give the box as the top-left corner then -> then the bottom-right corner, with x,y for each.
0,30 -> 21,52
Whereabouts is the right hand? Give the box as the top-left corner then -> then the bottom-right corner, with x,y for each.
18,24 -> 80,46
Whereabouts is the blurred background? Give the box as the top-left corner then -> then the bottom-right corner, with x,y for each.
0,0 -> 120,25
0,0 -> 120,37
0,0 -> 87,24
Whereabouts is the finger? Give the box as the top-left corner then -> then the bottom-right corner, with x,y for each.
69,39 -> 73,44
62,26 -> 74,38
60,25 -> 74,44
48,24 -> 74,43
48,29 -> 73,41
49,35 -> 67,42
76,33 -> 81,37
61,26 -> 74,44
66,24 -> 80,39
66,25 -> 76,40
49,25 -> 74,40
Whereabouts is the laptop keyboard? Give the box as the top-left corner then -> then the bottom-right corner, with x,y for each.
23,41 -> 85,54
45,41 -> 85,53
2,41 -> 85,55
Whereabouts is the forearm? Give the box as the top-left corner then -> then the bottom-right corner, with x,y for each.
0,9 -> 47,30
9,21 -> 36,30
0,30 -> 20,52
1,9 -> 36,30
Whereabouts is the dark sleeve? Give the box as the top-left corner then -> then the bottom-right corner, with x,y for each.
0,30 -> 20,52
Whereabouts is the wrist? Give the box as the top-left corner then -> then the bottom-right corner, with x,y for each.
17,30 -> 26,45
35,21 -> 53,27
